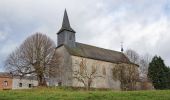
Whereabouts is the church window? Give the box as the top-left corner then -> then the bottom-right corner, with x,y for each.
103,67 -> 106,75
92,65 -> 96,73
80,60 -> 85,74
80,65 -> 84,74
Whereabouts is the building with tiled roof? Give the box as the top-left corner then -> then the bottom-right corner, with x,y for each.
49,10 -> 138,90
0,72 -> 38,90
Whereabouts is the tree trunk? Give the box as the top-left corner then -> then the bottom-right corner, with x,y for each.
87,79 -> 92,91
38,74 -> 47,86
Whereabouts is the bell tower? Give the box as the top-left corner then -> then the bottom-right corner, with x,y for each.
57,9 -> 76,47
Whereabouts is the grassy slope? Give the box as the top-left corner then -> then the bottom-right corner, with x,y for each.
0,88 -> 170,100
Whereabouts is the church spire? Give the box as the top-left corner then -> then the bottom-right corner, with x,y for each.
62,9 -> 71,29
57,9 -> 75,34
57,9 -> 76,47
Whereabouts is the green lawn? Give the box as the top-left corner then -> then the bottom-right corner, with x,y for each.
0,87 -> 170,100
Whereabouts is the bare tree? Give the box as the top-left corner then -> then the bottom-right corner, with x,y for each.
5,33 -> 60,86
49,51 -> 62,78
125,49 -> 140,64
125,49 -> 152,89
73,58 -> 103,90
112,64 -> 139,91
139,54 -> 152,76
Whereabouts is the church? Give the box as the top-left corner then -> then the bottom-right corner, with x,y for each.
49,10 -> 138,90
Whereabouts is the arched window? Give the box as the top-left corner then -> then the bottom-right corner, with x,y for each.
102,67 -> 106,75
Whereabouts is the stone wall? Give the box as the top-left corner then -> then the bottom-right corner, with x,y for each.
49,46 -> 139,90
49,46 -> 73,86
71,56 -> 121,90
12,78 -> 38,89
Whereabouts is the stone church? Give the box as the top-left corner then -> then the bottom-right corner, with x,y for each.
49,10 -> 138,90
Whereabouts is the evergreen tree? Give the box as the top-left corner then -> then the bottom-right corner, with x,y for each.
148,56 -> 170,89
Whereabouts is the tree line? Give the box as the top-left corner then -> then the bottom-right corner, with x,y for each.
125,49 -> 170,90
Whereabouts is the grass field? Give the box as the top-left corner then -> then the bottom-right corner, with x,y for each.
0,87 -> 170,100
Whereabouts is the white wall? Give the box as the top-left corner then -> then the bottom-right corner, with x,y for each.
72,56 -> 121,90
12,78 -> 38,89
49,46 -> 73,87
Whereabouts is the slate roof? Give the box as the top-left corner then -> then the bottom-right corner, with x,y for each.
57,9 -> 75,34
63,42 -> 131,64
13,75 -> 37,80
0,72 -> 12,78
0,72 -> 37,80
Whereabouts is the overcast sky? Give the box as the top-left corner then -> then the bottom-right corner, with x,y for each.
0,0 -> 170,71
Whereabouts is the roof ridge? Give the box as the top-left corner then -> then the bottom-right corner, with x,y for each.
76,42 -> 122,54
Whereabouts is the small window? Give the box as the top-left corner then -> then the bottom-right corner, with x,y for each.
4,81 -> 8,87
19,83 -> 22,87
28,84 -> 32,88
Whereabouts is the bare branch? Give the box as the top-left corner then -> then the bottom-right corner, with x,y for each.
73,58 -> 103,90
5,33 -> 60,86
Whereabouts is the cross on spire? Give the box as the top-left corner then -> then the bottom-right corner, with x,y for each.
121,41 -> 124,53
